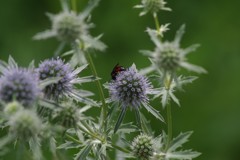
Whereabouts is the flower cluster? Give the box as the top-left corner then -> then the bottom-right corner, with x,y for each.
135,0 -> 171,16
108,64 -> 152,109
38,58 -> 75,100
0,67 -> 39,107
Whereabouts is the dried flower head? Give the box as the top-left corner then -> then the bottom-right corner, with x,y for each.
108,64 -> 152,109
135,0 -> 171,16
8,109 -> 42,139
0,68 -> 39,106
132,134 -> 154,160
143,25 -> 207,75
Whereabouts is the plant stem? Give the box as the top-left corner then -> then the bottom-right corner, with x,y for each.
71,0 -> 77,12
166,102 -> 172,150
153,13 -> 160,33
86,52 -> 107,135
165,74 -> 173,151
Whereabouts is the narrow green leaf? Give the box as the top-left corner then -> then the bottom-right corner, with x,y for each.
39,77 -> 62,89
114,107 -> 127,133
74,143 -> 93,160
142,103 -> 165,122
168,131 -> 193,152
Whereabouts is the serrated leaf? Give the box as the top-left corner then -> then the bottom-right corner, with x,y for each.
180,62 -> 207,74
142,103 -> 165,122
169,91 -> 180,106
29,137 -> 43,160
39,77 -> 62,89
57,141 -> 79,149
114,107 -> 127,133
74,143 -> 93,160
8,56 -> 18,69
168,131 -> 193,152
166,150 -> 201,160
68,90 -> 99,107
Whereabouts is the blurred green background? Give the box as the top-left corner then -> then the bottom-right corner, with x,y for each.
0,0 -> 240,160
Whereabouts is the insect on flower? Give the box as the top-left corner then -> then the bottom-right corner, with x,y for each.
111,63 -> 126,80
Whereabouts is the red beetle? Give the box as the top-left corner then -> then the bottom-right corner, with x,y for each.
111,63 -> 126,80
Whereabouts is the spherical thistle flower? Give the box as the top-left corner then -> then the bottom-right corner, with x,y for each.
38,58 -> 75,100
134,0 -> 171,16
38,58 -> 97,106
8,109 -> 42,140
132,134 -> 154,160
0,68 -> 39,107
109,64 -> 152,110
52,101 -> 79,128
143,25 -> 207,75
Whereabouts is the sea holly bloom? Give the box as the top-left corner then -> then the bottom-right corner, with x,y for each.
131,133 -> 154,160
38,58 -> 97,106
107,64 -> 164,132
134,0 -> 171,16
33,0 -> 106,64
142,25 -> 207,77
8,109 -> 42,140
0,57 -> 39,107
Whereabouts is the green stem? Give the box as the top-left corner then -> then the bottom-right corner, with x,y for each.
166,102 -> 172,150
86,52 -> 107,135
153,13 -> 160,33
71,0 -> 77,12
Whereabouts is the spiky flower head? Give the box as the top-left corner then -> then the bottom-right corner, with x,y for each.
4,101 -> 23,116
0,68 -> 39,106
38,58 -> 97,106
8,109 -> 42,140
38,58 -> 75,100
52,12 -> 87,43
52,101 -> 79,128
132,134 -> 154,160
108,64 -> 152,109
144,25 -> 207,75
135,0 -> 171,16
34,9 -> 106,52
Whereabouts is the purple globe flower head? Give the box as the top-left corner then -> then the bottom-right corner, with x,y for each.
107,64 -> 164,133
0,68 -> 39,107
109,64 -> 152,109
38,57 -> 98,106
38,58 -> 75,100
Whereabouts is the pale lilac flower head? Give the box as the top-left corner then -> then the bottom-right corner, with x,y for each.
109,64 -> 152,109
0,68 -> 39,106
38,58 -> 75,100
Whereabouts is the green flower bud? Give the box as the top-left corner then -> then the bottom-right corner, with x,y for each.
4,101 -> 23,116
53,12 -> 85,43
132,134 -> 154,160
9,110 -> 42,140
155,44 -> 181,72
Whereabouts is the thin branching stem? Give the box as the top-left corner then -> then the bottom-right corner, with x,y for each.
71,0 -> 77,12
166,102 -> 172,150
85,52 -> 107,135
165,74 -> 173,151
153,13 -> 160,34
